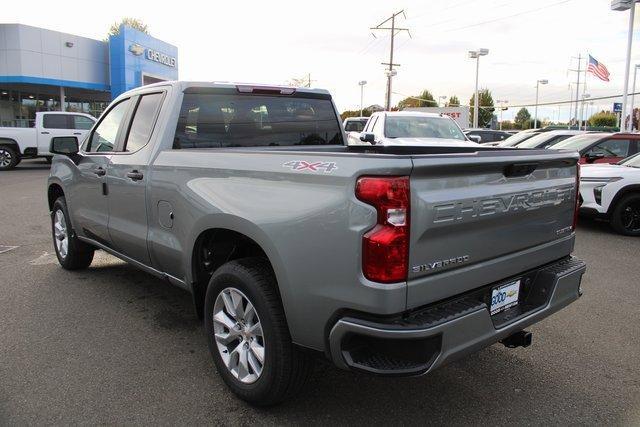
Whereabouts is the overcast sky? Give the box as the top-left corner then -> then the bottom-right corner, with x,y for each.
5,0 -> 640,122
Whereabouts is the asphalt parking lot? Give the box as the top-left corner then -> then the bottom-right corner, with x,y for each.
1,159 -> 639,425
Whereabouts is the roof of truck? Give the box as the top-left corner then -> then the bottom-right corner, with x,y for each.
120,80 -> 331,97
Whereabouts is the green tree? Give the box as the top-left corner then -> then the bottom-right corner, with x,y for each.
514,107 -> 532,129
397,89 -> 437,109
447,95 -> 460,107
469,89 -> 495,127
588,111 -> 618,127
107,18 -> 149,38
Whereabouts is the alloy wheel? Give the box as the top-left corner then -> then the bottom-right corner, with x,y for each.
621,201 -> 640,233
213,287 -> 265,384
0,148 -> 12,167
53,209 -> 68,258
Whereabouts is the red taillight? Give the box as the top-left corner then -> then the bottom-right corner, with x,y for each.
572,163 -> 580,231
356,176 -> 410,283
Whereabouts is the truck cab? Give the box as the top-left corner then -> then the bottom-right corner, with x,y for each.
0,111 -> 95,170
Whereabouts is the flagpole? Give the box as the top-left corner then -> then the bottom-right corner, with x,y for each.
583,57 -> 588,130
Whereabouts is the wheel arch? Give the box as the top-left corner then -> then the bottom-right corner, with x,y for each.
47,182 -> 65,211
0,138 -> 20,151
188,221 -> 289,321
606,184 -> 640,216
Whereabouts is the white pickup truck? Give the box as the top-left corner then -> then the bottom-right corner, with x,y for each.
0,111 -> 96,170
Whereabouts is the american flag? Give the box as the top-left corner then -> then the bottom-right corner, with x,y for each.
587,55 -> 610,82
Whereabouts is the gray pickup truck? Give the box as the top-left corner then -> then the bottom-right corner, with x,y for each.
47,81 -> 586,406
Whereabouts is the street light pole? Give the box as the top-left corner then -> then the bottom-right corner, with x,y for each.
612,0 -> 637,131
358,80 -> 367,117
468,48 -> 489,128
630,65 -> 640,130
496,99 -> 508,130
534,79 -> 548,129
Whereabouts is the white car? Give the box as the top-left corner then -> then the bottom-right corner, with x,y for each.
0,111 -> 96,170
355,111 -> 479,147
579,153 -> 640,235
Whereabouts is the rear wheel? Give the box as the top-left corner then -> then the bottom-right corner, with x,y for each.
0,145 -> 19,171
610,193 -> 640,236
204,258 -> 313,406
51,197 -> 95,269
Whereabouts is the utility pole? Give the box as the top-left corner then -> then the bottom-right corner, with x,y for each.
370,10 -> 410,111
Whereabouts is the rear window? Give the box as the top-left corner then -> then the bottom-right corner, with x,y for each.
174,92 -> 343,148
344,119 -> 367,132
384,116 -> 465,140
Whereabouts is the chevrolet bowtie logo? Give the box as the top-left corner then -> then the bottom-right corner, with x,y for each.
128,43 -> 145,56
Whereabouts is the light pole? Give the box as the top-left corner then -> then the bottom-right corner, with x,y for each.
534,79 -> 548,129
581,93 -> 591,130
612,0 -> 638,131
629,64 -> 640,130
439,95 -> 447,107
468,48 -> 489,128
358,80 -> 367,117
496,99 -> 508,130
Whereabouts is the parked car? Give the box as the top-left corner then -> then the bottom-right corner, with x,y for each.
342,117 -> 369,132
491,129 -> 541,147
47,81 -> 585,405
552,132 -> 640,164
358,111 -> 479,146
463,128 -> 512,144
578,153 -> 640,235
515,130 -> 591,150
0,111 -> 96,170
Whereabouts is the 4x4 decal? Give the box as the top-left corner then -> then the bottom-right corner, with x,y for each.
283,160 -> 338,173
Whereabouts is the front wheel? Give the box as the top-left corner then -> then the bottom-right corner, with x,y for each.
204,258 -> 314,406
0,145 -> 19,170
51,197 -> 95,269
610,193 -> 640,236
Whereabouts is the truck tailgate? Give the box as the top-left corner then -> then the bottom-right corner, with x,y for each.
407,150 -> 578,307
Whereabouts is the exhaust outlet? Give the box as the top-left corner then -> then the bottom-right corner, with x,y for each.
501,330 -> 532,349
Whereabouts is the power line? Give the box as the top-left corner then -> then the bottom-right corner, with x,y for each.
442,0 -> 574,33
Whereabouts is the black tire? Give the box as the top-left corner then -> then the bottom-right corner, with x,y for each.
0,145 -> 20,171
610,193 -> 640,236
204,257 -> 313,406
51,196 -> 95,269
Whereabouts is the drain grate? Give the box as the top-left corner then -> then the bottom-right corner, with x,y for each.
0,245 -> 18,254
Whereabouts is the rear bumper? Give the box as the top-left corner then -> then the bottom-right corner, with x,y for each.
328,256 -> 586,376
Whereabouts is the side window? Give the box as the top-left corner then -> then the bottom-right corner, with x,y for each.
591,139 -> 631,158
365,116 -> 377,133
372,116 -> 383,136
85,99 -> 132,153
71,115 -> 95,130
43,114 -> 70,129
123,93 -> 164,152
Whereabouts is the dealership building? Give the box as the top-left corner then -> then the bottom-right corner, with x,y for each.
0,24 -> 178,127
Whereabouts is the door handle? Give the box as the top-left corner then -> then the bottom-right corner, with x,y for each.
94,167 -> 106,177
41,131 -> 50,135
126,170 -> 144,181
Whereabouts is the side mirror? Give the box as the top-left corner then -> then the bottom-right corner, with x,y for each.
467,134 -> 482,143
50,136 -> 79,155
360,132 -> 376,144
585,151 -> 605,163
